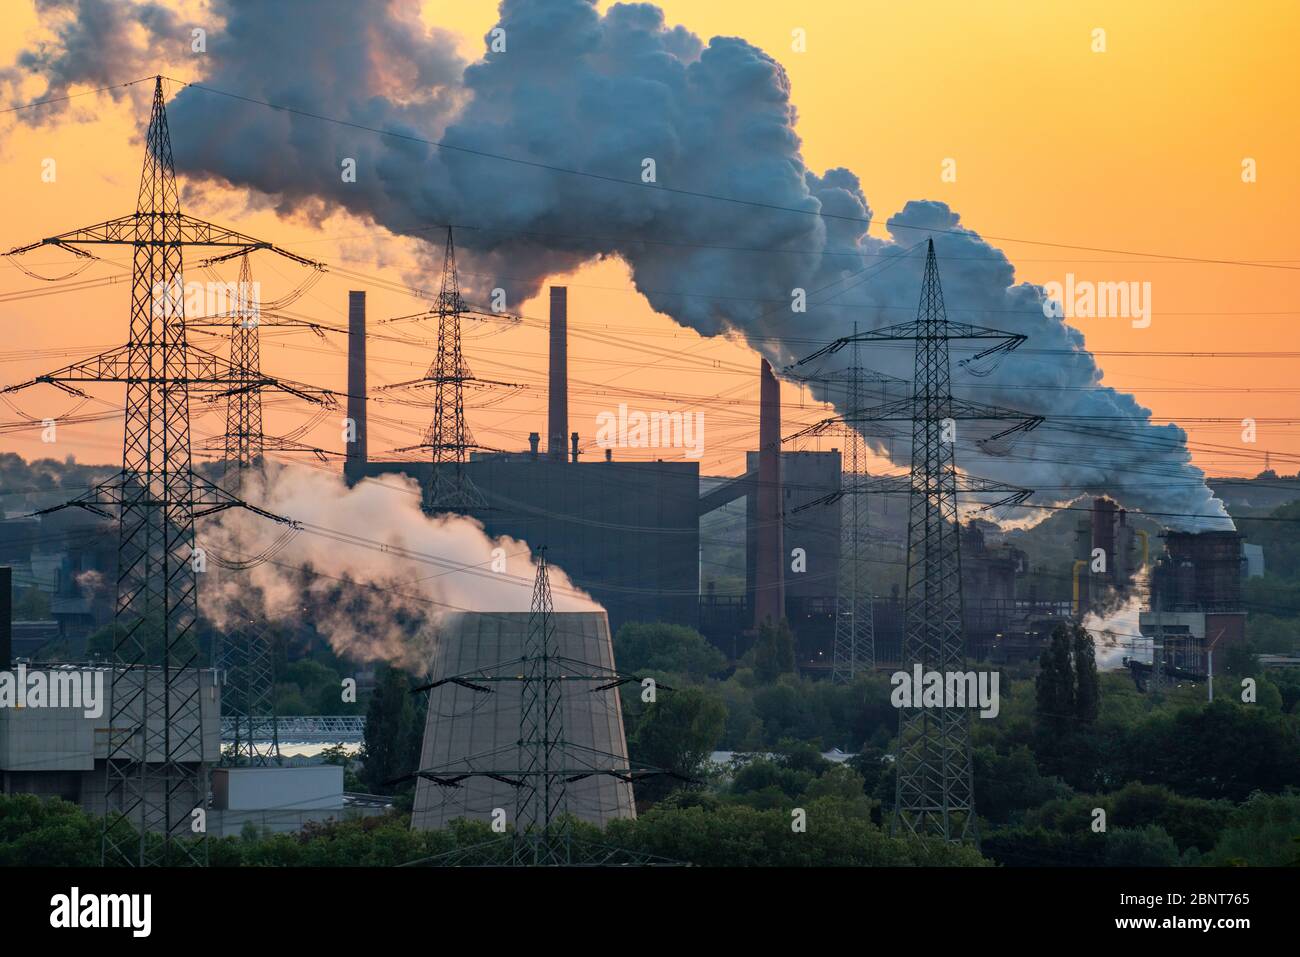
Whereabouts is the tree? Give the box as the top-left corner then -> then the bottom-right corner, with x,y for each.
629,687 -> 726,804
1104,825 -> 1180,866
1035,622 -> 1075,735
1072,624 -> 1100,724
613,621 -> 726,680
752,616 -> 795,682
359,664 -> 416,794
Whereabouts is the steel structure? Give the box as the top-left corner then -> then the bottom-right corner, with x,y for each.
210,254 -> 280,767
791,239 -> 1040,843
221,715 -> 365,744
3,78 -> 330,865
377,228 -> 500,512
786,333 -> 904,681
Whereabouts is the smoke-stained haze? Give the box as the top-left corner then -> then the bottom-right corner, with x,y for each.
201,463 -> 599,668
3,0 -> 1232,529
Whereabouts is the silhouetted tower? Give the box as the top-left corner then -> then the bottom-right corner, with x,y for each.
512,551 -> 571,864
898,242 -> 974,840
788,239 -> 1039,843
3,77 -> 327,865
216,253 -> 280,767
422,228 -> 486,513
785,339 -> 906,681
222,254 -> 263,482
833,331 -> 875,681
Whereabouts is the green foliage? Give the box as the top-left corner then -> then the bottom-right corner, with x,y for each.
613,621 -> 726,680
1073,627 -> 1100,723
1035,623 -> 1075,735
1113,699 -> 1300,801
12,586 -> 51,620
980,825 -> 1106,867
1239,502 -> 1300,580
1206,791 -> 1300,866
359,665 -> 418,794
627,687 -> 726,804
318,743 -> 365,792
751,617 -> 795,682
973,745 -> 1064,825
1104,825 -> 1180,866
0,794 -> 99,867
604,798 -> 986,866
1108,783 -> 1232,853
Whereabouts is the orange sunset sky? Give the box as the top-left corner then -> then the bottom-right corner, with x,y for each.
1,0 -> 1297,485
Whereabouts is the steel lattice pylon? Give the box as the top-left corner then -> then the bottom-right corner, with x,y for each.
4,77 -> 330,865
111,74 -> 205,867
422,228 -> 486,513
788,239 -> 1041,843
784,336 -> 903,682
896,242 -> 976,843
833,331 -> 875,682
216,254 -> 281,767
512,551 -> 571,865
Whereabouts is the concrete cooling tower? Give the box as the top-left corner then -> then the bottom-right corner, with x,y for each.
411,610 -> 636,832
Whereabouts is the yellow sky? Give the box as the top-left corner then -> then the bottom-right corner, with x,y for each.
1,0 -> 1297,482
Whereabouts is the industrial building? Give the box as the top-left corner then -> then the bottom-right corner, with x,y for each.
344,288 -> 701,637
0,662 -> 219,817
1074,497 -> 1143,618
1140,529 -> 1250,678
411,610 -> 635,831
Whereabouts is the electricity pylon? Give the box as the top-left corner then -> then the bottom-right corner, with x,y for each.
833,332 -> 877,681
379,228 -> 520,511
404,550 -> 685,866
213,253 -> 279,766
790,239 -> 1041,843
3,77 -> 330,865
786,333 -> 904,681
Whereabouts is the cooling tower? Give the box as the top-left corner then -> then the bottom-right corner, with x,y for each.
411,610 -> 636,832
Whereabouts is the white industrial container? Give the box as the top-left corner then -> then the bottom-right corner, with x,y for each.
211,765 -> 344,811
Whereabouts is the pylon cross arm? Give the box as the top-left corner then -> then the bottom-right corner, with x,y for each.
4,213 -> 324,269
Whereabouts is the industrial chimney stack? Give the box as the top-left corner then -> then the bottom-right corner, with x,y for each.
346,290 -> 368,480
754,358 -> 785,628
548,286 -> 568,462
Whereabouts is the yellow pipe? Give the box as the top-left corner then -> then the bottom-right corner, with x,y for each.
1072,559 -> 1087,618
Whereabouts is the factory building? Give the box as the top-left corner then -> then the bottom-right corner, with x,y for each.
1140,529 -> 1249,676
343,288 -> 701,638
960,524 -> 1066,662
411,610 -> 635,831
1074,497 -> 1141,618
0,662 -> 220,817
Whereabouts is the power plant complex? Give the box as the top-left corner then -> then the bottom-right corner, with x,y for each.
0,71 -> 1282,866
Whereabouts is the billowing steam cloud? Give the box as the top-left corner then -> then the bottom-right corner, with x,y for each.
3,0 -> 1232,530
202,463 -> 599,668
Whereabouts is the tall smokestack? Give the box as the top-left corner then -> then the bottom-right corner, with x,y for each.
548,286 -> 568,462
754,359 -> 785,628
346,291 -> 367,473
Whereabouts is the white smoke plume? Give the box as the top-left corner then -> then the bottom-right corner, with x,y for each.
200,462 -> 599,669
2,0 -> 1233,530
1081,595 -> 1146,671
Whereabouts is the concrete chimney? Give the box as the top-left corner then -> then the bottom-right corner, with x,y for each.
571,431 -> 580,463
754,358 -> 785,628
346,291 -> 367,475
548,286 -> 568,461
